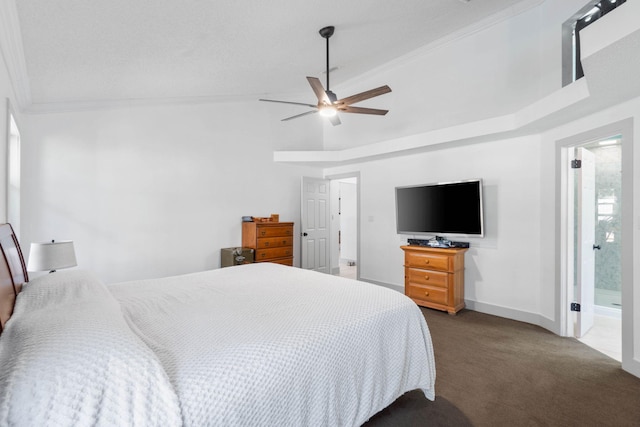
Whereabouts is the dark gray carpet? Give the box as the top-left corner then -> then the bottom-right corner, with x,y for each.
364,308 -> 640,426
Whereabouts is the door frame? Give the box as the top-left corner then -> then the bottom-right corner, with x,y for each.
555,118 -> 634,374
326,172 -> 360,280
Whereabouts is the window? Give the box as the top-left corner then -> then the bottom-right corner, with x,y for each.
562,0 -> 627,86
7,108 -> 20,239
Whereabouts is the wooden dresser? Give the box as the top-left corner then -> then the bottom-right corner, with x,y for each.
401,245 -> 468,315
242,222 -> 294,266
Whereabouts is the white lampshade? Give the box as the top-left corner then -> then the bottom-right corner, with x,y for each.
27,240 -> 77,273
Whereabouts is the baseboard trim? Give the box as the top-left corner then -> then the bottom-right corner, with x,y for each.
360,277 -> 404,294
465,300 -> 559,335
356,279 -> 561,335
623,357 -> 640,378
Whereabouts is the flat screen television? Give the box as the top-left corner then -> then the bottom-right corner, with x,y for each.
395,179 -> 484,237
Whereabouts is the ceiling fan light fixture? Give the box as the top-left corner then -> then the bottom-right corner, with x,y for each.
259,25 -> 390,126
319,105 -> 337,117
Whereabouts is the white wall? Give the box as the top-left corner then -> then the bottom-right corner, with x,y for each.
326,135 -> 544,318
21,101 -> 321,283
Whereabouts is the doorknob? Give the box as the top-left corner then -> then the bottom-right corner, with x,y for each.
593,244 -> 601,250
302,232 -> 308,237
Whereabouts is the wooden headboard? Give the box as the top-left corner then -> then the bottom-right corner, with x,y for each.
0,224 -> 28,334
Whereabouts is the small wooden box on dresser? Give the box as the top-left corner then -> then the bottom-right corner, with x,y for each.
242,222 -> 294,266
401,245 -> 468,315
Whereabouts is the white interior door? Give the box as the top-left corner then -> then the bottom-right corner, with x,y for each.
575,147 -> 596,338
301,177 -> 330,273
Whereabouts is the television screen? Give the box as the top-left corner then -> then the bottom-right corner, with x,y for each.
395,179 -> 484,237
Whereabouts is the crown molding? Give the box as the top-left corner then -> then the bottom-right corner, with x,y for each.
0,0 -> 32,110
23,92 -> 271,114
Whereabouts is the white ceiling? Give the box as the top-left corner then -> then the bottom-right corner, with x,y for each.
14,0 -> 532,107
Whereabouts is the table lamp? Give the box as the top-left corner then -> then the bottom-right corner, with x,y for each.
27,240 -> 77,273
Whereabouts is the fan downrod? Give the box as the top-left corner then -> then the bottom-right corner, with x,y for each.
319,26 -> 335,92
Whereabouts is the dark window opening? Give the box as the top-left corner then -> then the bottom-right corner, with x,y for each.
563,0 -> 628,86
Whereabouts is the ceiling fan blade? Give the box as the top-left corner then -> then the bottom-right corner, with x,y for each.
339,106 -> 388,116
259,99 -> 318,108
336,85 -> 391,106
281,110 -> 319,122
306,77 -> 329,103
328,115 -> 341,126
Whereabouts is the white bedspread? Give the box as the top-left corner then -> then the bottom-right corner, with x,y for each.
109,263 -> 435,427
0,270 -> 182,427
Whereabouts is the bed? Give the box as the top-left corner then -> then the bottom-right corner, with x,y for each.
0,223 -> 436,426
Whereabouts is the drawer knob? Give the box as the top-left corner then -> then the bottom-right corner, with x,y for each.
424,275 -> 430,280
265,242 -> 270,246
425,291 -> 430,296
424,260 -> 430,265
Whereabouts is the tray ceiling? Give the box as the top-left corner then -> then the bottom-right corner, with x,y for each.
13,0 -> 535,107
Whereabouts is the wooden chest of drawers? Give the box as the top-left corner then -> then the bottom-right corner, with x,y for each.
401,245 -> 468,315
242,222 -> 294,266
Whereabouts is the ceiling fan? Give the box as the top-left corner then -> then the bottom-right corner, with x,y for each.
259,26 -> 391,126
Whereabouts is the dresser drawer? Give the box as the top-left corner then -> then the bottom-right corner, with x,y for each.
256,226 -> 293,238
255,246 -> 293,260
266,257 -> 293,266
406,268 -> 450,288
406,282 -> 448,306
405,251 -> 450,271
257,236 -> 293,249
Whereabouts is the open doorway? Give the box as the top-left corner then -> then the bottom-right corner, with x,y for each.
328,174 -> 359,280
557,119 -> 635,375
574,135 -> 622,361
571,137 -> 622,361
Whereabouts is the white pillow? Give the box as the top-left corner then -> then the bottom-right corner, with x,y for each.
0,270 -> 182,426
16,269 -> 113,311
